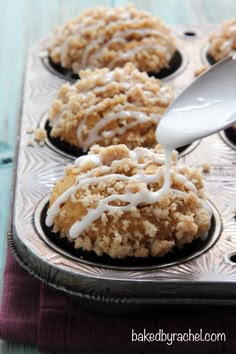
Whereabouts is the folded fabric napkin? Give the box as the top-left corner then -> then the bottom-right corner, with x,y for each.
0,250 -> 235,352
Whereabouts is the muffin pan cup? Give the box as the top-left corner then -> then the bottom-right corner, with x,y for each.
40,114 -> 200,159
34,195 -> 221,271
219,127 -> 236,151
201,43 -> 236,149
9,25 -> 236,312
41,48 -> 187,82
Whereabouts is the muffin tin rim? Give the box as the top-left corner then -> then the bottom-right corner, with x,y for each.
219,129 -> 236,151
201,42 -> 214,66
9,229 -> 236,306
39,113 -> 201,160
40,45 -> 189,83
33,193 -> 222,272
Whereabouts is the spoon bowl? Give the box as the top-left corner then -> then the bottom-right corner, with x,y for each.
157,56 -> 236,149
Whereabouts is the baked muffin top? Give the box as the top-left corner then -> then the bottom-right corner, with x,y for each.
46,144 -> 211,259
48,63 -> 175,150
47,4 -> 176,73
208,19 -> 236,62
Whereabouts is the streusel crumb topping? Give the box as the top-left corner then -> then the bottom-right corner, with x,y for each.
208,19 -> 236,62
46,144 -> 211,259
48,63 -> 175,150
48,4 -> 176,73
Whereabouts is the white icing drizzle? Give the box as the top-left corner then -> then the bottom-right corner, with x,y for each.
220,39 -> 232,52
73,20 -> 105,36
50,71 -> 173,148
130,147 -> 165,167
50,60 -> 175,147
74,154 -> 102,169
79,22 -> 173,68
77,110 -> 161,149
209,20 -> 236,61
88,28 -> 172,67
93,82 -> 131,95
46,146 -> 208,239
109,44 -> 170,69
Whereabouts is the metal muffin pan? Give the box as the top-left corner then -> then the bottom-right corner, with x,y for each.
9,25 -> 236,308
201,42 -> 215,66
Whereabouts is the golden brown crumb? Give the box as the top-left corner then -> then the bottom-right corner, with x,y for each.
100,144 -> 130,165
34,128 -> 47,142
26,128 -> 47,147
47,144 -> 211,259
202,163 -> 210,173
194,65 -> 209,77
47,4 -> 176,73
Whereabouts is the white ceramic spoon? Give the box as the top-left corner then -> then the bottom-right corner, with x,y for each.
156,56 -> 236,150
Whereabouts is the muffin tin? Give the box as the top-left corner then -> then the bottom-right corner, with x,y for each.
8,24 -> 236,311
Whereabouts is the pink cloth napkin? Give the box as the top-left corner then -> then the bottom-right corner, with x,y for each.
0,250 -> 235,352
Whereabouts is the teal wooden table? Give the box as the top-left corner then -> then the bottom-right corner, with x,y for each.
1,0 -> 236,352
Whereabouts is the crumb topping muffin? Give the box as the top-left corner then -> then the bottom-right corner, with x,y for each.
48,63 -> 175,150
46,144 -> 211,259
47,4 -> 176,73
208,19 -> 236,62
208,21 -> 236,135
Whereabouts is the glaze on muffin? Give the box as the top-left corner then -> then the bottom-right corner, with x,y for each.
48,4 -> 176,73
208,19 -> 236,62
48,63 -> 175,150
46,144 -> 211,259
